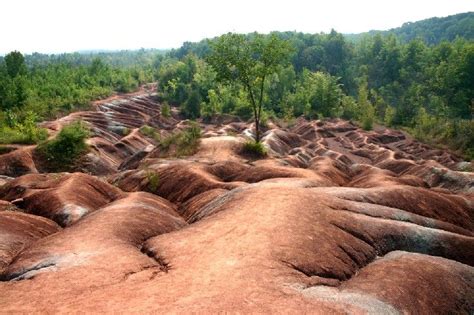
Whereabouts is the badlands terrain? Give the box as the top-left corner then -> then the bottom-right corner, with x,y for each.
0,91 -> 473,313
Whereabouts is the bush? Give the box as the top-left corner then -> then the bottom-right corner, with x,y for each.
146,171 -> 160,192
242,140 -> 267,158
160,122 -> 201,156
182,90 -> 201,119
0,111 -> 48,144
361,110 -> 375,131
139,125 -> 161,142
200,89 -> 222,120
37,121 -> 89,170
384,105 -> 396,127
0,126 -> 47,144
161,102 -> 171,118
408,110 -> 474,161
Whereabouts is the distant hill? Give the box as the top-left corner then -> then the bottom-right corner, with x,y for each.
346,12 -> 474,44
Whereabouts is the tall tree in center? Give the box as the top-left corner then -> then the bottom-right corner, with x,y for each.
207,33 -> 291,142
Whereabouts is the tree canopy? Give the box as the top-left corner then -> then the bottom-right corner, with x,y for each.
207,33 -> 291,142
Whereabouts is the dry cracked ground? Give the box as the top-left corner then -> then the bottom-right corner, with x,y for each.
0,92 -> 473,313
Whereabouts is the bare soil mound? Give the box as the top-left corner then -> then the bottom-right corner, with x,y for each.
0,92 -> 472,313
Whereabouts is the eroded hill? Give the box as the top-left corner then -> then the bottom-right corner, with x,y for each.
0,92 -> 473,313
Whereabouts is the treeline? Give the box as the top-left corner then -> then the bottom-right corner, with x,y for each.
347,12 -> 474,45
20,48 -> 166,68
0,24 -> 472,159
158,31 -> 473,159
0,51 -> 157,144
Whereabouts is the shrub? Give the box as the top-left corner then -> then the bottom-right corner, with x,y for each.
361,109 -> 375,130
0,111 -> 48,144
242,140 -> 267,158
0,126 -> 47,144
159,122 -> 201,156
337,96 -> 357,120
384,105 -> 396,127
161,102 -> 171,118
359,101 -> 375,131
37,121 -> 89,170
200,89 -> 222,120
182,90 -> 201,119
146,171 -> 160,192
140,125 -> 161,142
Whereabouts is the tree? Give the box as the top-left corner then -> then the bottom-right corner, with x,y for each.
183,89 -> 201,119
305,71 -> 343,117
4,51 -> 26,78
207,33 -> 291,142
357,78 -> 375,130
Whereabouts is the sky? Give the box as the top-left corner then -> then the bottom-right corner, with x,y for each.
1,0 -> 473,54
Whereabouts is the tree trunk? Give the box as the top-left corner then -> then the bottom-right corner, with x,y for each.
245,82 -> 260,143
255,75 -> 266,143
255,116 -> 260,142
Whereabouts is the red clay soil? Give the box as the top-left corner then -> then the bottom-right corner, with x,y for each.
0,92 -> 473,313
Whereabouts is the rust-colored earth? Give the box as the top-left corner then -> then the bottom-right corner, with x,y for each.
0,91 -> 473,313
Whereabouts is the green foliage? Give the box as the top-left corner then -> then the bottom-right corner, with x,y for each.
241,140 -> 267,158
1,18 -> 473,159
159,122 -> 202,156
0,111 -> 48,144
4,51 -> 26,78
164,29 -> 472,158
139,125 -> 161,142
357,80 -> 375,130
0,126 -> 46,145
347,12 -> 474,45
182,90 -> 201,119
338,96 -> 359,120
207,33 -> 292,142
287,70 -> 343,118
161,102 -> 171,118
384,105 -> 396,126
200,89 -> 222,120
146,171 -> 160,192
17,111 -> 49,143
409,109 -> 474,160
37,121 -> 89,170
412,107 -> 436,141
0,51 -> 153,132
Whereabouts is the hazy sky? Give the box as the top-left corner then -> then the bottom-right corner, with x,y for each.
1,0 -> 473,54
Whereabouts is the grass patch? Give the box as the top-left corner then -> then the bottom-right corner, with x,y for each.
140,125 -> 161,142
159,122 -> 201,157
241,140 -> 267,159
36,121 -> 89,171
146,171 -> 160,192
0,125 -> 48,145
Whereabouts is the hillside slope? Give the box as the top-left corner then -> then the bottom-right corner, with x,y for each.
346,12 -> 474,44
0,92 -> 473,313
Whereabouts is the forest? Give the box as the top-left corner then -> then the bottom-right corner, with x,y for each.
0,12 -> 473,158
